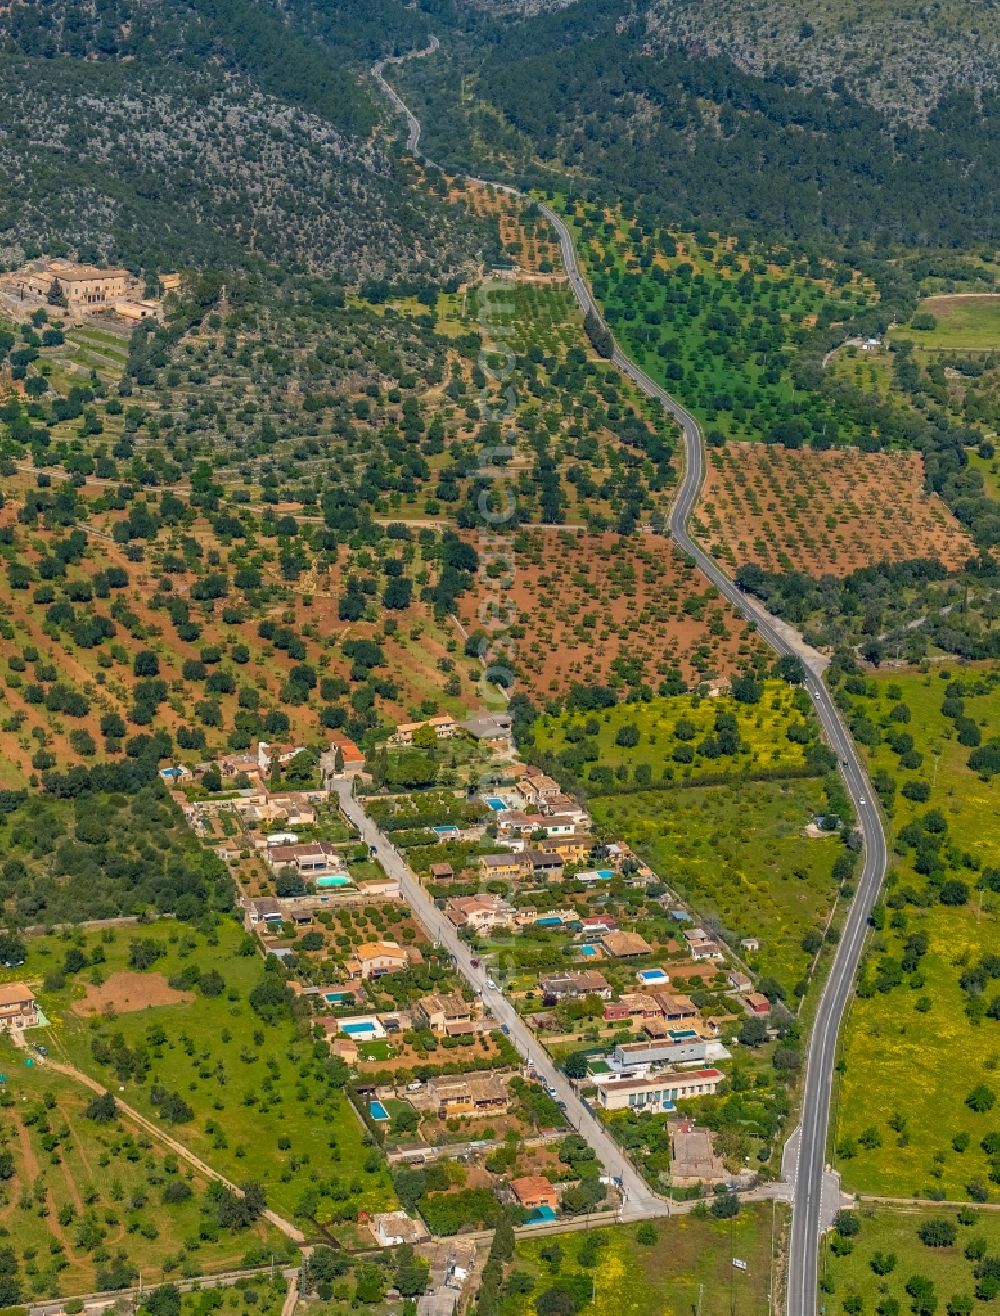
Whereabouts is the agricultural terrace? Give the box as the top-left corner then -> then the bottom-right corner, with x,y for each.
593,780 -> 847,997
557,198 -> 878,444
694,443 -> 975,576
833,665 -> 1000,1197
461,529 -> 767,704
5,918 -> 396,1231
0,1052 -> 288,1300
494,1207 -> 780,1316
531,680 -> 826,792
451,179 -> 561,274
823,1205 -> 1000,1315
462,281 -> 676,528
896,294 -> 1000,350
1,268 -> 674,533
0,468 -> 489,783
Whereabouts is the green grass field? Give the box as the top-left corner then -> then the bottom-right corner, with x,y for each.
5,919 -> 395,1227
533,681 -> 819,790
967,446 -> 1000,502
834,666 -> 1000,1196
827,345 -> 896,400
180,1277 -> 287,1316
823,1205 -> 1000,1313
592,779 -> 841,994
899,294 -> 1000,350
0,1046 -> 287,1299
498,1207 -> 780,1316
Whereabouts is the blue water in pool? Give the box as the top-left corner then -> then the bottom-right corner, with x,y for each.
369,1101 -> 389,1121
485,797 -> 507,811
342,1022 -> 377,1036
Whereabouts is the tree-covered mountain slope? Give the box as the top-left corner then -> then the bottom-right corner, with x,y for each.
645,0 -> 1000,124
0,0 -> 488,280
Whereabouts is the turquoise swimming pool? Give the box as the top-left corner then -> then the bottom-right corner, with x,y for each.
485,797 -> 507,812
527,1205 -> 556,1222
342,1021 -> 378,1037
324,991 -> 352,1004
638,968 -> 668,984
316,874 -> 352,889
579,945 -> 598,958
369,1100 -> 389,1121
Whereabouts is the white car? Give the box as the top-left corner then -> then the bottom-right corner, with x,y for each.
485,976 -> 497,990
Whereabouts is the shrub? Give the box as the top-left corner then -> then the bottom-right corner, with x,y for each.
918,1219 -> 957,1248
966,1085 -> 996,1113
834,1210 -> 860,1238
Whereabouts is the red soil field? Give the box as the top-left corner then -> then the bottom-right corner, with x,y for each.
0,480 -> 480,786
73,971 -> 195,1015
462,528 -> 765,704
694,442 -> 976,577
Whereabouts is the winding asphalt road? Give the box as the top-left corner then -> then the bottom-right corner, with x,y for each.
372,49 -> 890,1313
541,201 -> 889,1314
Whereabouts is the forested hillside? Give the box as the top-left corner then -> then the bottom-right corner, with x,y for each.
0,0 -> 487,280
403,0 -> 1000,252
645,0 -> 1000,124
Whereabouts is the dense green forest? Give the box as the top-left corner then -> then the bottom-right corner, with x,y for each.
400,0 -> 1000,252
0,775 -> 234,925
0,0 -> 434,136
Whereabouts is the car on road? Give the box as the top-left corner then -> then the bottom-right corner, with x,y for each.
501,1024 -> 510,1035
470,958 -> 479,968
859,798 -> 867,805
485,976 -> 497,990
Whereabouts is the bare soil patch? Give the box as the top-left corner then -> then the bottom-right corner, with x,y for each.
72,971 -> 194,1016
